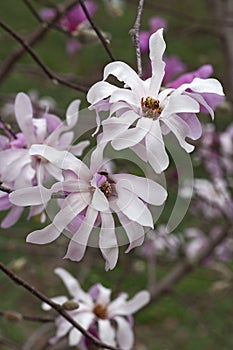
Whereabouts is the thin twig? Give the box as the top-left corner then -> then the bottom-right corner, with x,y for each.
78,0 -> 116,62
0,21 -> 88,93
0,262 -> 120,350
129,0 -> 144,79
0,310 -> 54,323
22,0 -> 44,23
0,0 -> 79,83
151,226 -> 230,302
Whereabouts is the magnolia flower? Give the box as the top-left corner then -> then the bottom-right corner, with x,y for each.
87,29 -> 224,173
10,143 -> 167,270
42,267 -> 150,349
0,93 -> 89,228
140,16 -> 167,53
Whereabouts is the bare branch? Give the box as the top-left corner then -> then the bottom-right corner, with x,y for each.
0,310 -> 54,323
78,0 -> 116,61
0,21 -> 88,93
129,0 -> 144,79
0,262 -> 120,350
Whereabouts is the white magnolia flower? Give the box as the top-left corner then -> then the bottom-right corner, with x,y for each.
42,267 -> 150,350
10,143 -> 167,270
87,29 -> 224,173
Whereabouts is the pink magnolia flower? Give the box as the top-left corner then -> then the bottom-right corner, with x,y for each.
40,1 -> 97,54
0,93 -> 89,228
87,29 -> 224,173
42,267 -> 150,349
10,143 -> 167,270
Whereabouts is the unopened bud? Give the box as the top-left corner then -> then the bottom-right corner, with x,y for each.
62,300 -> 79,311
103,0 -> 125,16
4,311 -> 23,323
10,257 -> 27,273
76,24 -> 111,46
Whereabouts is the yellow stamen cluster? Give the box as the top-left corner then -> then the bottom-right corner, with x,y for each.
99,181 -> 112,198
141,96 -> 162,120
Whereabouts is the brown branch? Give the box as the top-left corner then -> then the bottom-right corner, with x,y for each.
0,21 -> 88,93
78,0 -> 116,62
0,262 -> 120,350
0,0 -> 79,84
129,0 -> 144,79
151,226 -> 230,302
0,310 -> 54,323
22,0 -> 44,23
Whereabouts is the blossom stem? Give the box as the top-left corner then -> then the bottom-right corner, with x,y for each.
130,0 -> 144,78
0,262 -> 120,350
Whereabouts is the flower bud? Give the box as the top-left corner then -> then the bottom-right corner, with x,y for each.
4,311 -> 23,323
10,257 -> 27,273
62,300 -> 79,310
75,23 -> 111,46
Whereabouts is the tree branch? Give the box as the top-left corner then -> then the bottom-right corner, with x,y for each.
0,310 -> 54,323
0,262 -> 120,350
78,0 -> 116,62
129,0 -> 144,79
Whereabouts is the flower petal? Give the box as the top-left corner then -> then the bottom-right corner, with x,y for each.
149,29 -> 166,96
66,99 -> 80,127
9,186 -> 52,206
87,81 -> 119,106
42,296 -> 68,311
117,212 -> 144,253
69,312 -> 95,346
114,290 -> 150,315
14,93 -> 36,146
91,188 -> 109,212
114,316 -> 134,350
98,319 -> 116,347
99,212 -> 118,271
1,206 -> 23,228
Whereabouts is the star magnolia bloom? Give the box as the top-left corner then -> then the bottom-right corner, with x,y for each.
9,143 -> 167,270
42,267 -> 150,349
87,29 -> 224,173
0,93 -> 89,228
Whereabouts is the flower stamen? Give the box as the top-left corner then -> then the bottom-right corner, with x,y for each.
141,96 -> 162,120
93,304 -> 108,319
99,180 -> 112,198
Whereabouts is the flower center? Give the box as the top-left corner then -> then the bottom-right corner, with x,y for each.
141,96 -> 162,120
99,180 -> 112,198
93,304 -> 108,319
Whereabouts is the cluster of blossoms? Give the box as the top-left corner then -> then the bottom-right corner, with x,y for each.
42,268 -> 150,349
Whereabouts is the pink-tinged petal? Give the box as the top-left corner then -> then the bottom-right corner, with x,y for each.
145,120 -> 169,173
103,61 -> 143,97
0,135 -> 9,150
64,206 -> 98,261
26,224 -> 62,244
116,186 -> 153,228
91,188 -> 109,212
162,94 -> 199,116
33,118 -> 47,143
163,55 -> 186,84
199,93 -> 224,113
108,293 -> 128,317
176,77 -> 224,96
42,296 -> 68,311
29,145 -> 90,179
114,316 -> 134,350
177,113 -> 202,140
39,8 -> 56,21
168,64 -> 213,88
89,142 -> 106,174
185,91 -> 215,119
139,31 -> 150,53
0,193 -> 11,210
162,115 -> 194,152
55,318 -> 72,339
57,131 -> 74,149
45,113 -> 62,133
99,212 -> 118,271
149,16 -> 167,32
95,283 -> 111,305
66,39 -> 81,55
111,117 -> 152,150
44,162 -> 63,182
114,290 -> 150,316
9,186 -> 52,206
98,319 -> 116,347
149,29 -> 166,96
66,99 -> 80,127
112,173 -> 167,205
117,212 -> 144,252
87,81 -> 119,106
1,206 -> 23,228
70,140 -> 90,156
14,93 -> 36,146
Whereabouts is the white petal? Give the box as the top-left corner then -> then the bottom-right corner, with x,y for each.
162,114 -> 195,152
185,91 -> 215,120
116,186 -> 153,227
26,224 -> 62,244
145,120 -> 169,173
91,188 -> 109,212
162,94 -> 199,116
64,206 -> 98,261
14,93 -> 36,145
107,293 -> 128,317
98,319 -> 116,347
66,99 -> 80,127
54,268 -> 85,300
149,29 -> 166,96
68,312 -> 95,346
103,61 -> 143,97
176,77 -> 224,96
87,81 -> 118,106
70,140 -> 90,156
117,212 -> 144,252
29,144 -> 90,179
96,283 -> 111,305
114,316 -> 134,350
99,212 -> 118,271
112,173 -> 167,205
9,186 -> 52,206
110,88 -> 139,106
114,291 -> 150,315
